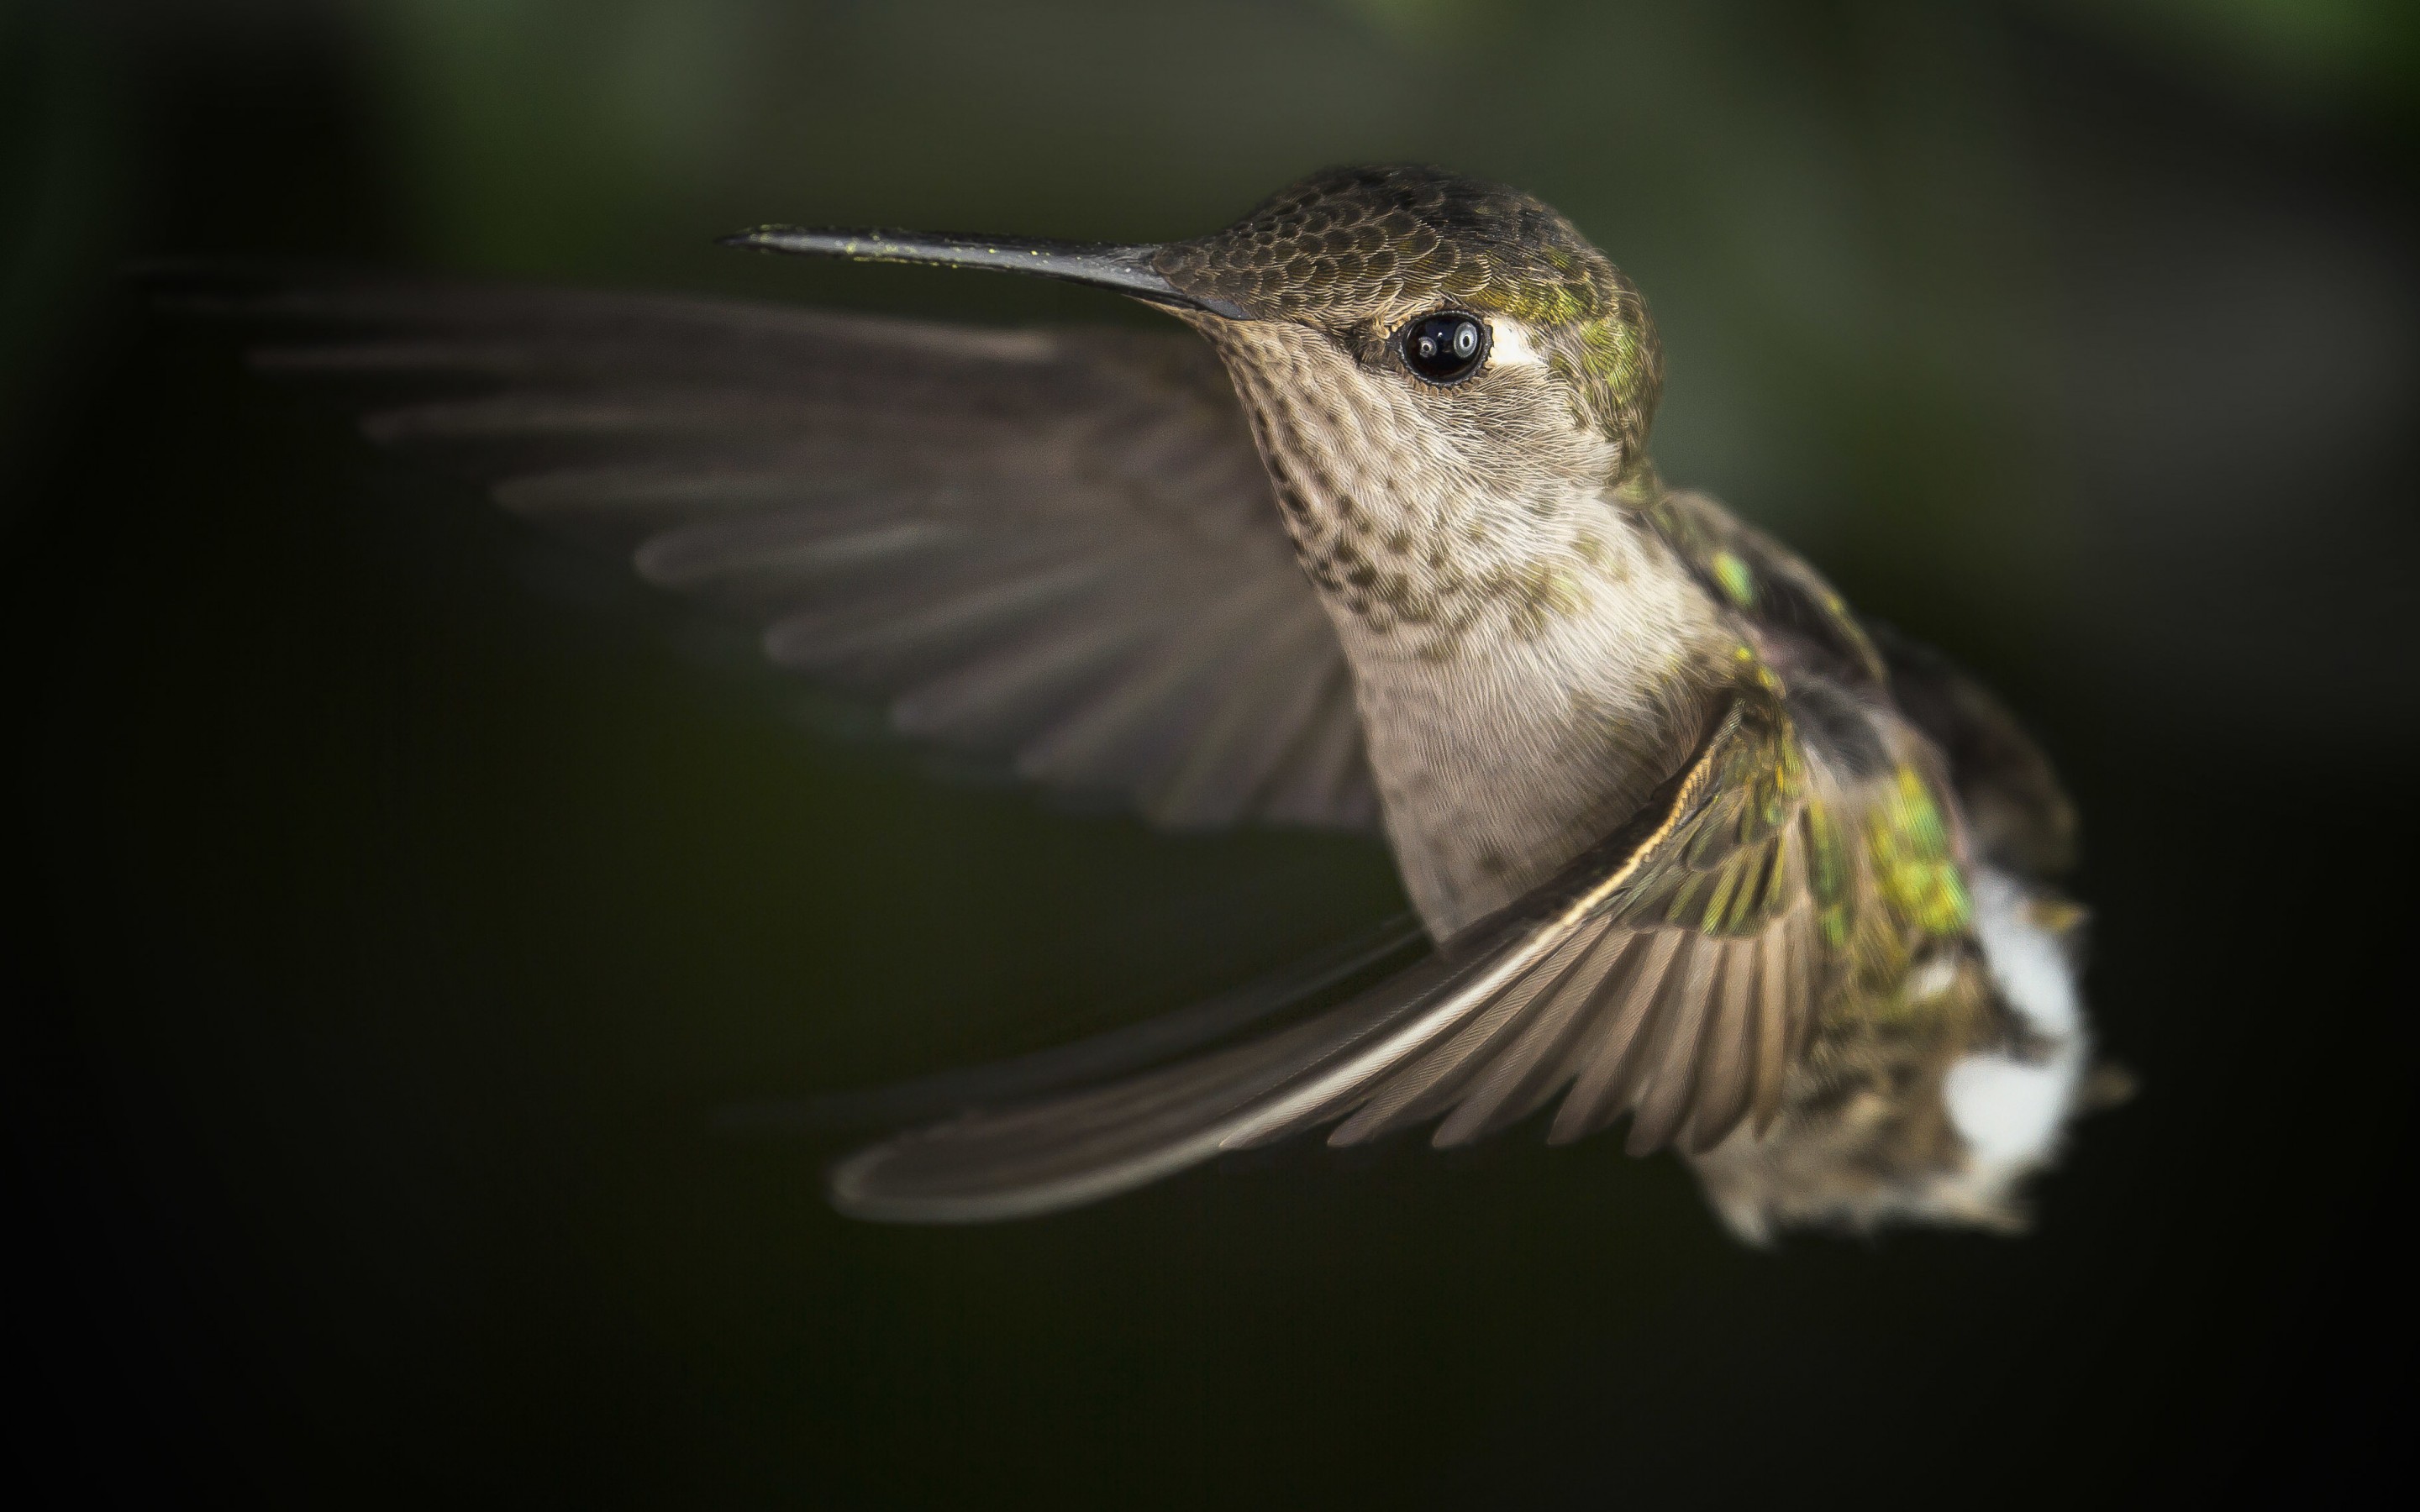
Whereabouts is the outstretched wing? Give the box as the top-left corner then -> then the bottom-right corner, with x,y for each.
827,680 -> 1975,1223
159,270 -> 1376,832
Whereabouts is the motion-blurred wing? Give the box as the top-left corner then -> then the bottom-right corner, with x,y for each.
830,688 -> 1898,1222
164,271 -> 1376,832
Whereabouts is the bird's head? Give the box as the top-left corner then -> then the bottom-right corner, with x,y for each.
728,165 -> 1664,639
1151,165 -> 1660,482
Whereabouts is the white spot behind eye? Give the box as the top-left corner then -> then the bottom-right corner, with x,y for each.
1486,319 -> 1544,369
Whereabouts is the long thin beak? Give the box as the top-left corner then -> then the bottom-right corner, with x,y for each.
718,226 -> 1250,319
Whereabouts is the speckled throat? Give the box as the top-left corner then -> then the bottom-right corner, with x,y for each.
1189,315 -> 1734,938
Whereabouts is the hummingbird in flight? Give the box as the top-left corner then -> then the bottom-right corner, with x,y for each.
189,165 -> 2110,1240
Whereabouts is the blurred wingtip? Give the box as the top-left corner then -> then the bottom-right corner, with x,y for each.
822,1126 -> 1162,1226
825,1139 -> 959,1223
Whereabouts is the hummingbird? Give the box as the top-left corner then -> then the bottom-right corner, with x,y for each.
189,165 -> 2111,1240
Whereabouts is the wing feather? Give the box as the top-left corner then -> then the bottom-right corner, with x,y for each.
1549,929 -> 1685,1145
817,673 -> 1995,1221
1429,917 -> 1623,1147
1751,920 -> 1796,1133
1684,941 -> 1761,1154
1623,936 -> 1719,1155
168,270 -> 1377,833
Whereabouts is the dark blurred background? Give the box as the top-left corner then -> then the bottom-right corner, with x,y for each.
4,1 -> 2415,1505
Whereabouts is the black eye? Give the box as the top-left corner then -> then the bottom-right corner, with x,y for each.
1399,312 -> 1488,384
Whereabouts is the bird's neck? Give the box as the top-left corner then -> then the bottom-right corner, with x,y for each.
1261,466 -> 1723,927
1200,322 -> 1731,932
1327,489 -> 1730,936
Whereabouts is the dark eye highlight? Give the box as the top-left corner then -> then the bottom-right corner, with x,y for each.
1398,312 -> 1488,385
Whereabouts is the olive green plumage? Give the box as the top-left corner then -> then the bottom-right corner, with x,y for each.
204,160 -> 2108,1236
1160,165 -> 2094,1226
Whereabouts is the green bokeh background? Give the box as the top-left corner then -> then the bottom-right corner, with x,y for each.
5,2 -> 2415,1504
